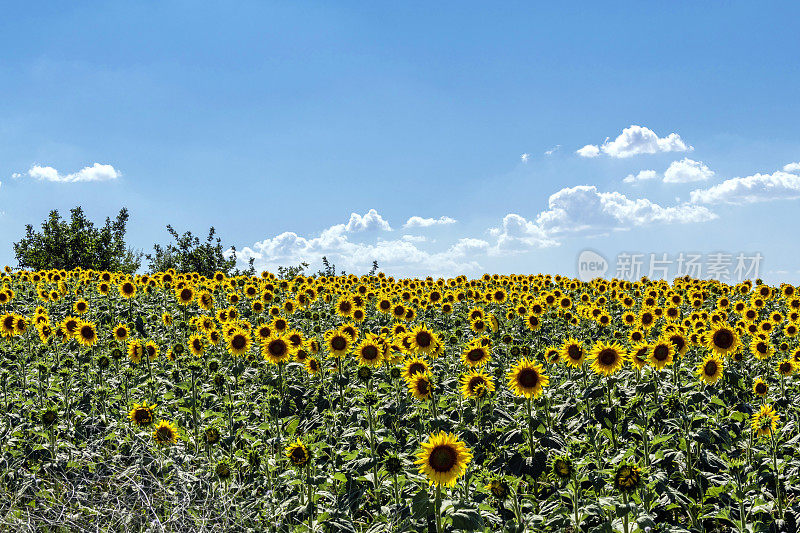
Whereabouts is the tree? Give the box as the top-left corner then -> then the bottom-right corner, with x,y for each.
13,206 -> 142,273
146,225 -> 253,277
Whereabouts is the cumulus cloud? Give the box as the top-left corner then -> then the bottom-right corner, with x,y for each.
536,185 -> 716,236
623,170 -> 658,184
576,144 -> 600,158
344,208 -> 392,232
663,158 -> 714,183
488,214 -> 559,252
690,171 -> 800,204
783,162 -> 800,173
13,163 -> 122,183
578,125 -> 692,159
403,215 -> 457,228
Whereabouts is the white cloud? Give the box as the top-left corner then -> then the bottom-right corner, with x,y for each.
344,208 -> 391,232
580,125 -> 692,159
623,170 -> 658,184
403,215 -> 457,228
663,158 -> 714,183
521,153 -> 530,163
489,214 -> 559,252
448,238 -> 490,256
401,234 -> 427,243
576,144 -> 600,158
14,163 -> 122,183
545,145 -> 561,156
535,185 -> 716,236
690,171 -> 800,204
783,162 -> 800,173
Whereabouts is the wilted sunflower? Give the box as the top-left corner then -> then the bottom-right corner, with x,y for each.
415,431 -> 472,487
589,341 -> 627,376
561,338 -> 585,368
551,455 -> 573,480
152,420 -> 179,446
705,324 -> 741,358
285,438 -> 311,467
751,403 -> 779,438
696,354 -> 724,385
460,342 -> 491,368
408,373 -> 434,401
613,463 -> 642,492
459,370 -> 495,399
507,358 -> 549,398
648,338 -> 674,370
129,401 -> 156,427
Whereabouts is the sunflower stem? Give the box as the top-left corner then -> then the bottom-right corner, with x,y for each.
434,484 -> 443,533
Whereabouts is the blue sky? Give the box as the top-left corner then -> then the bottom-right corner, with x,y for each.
1,2 -> 799,282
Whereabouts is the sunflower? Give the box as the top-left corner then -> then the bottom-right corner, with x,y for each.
551,455 -> 573,480
145,340 -> 159,361
415,431 -> 472,487
325,329 -> 351,358
207,329 -> 222,346
696,354 -> 724,385
176,286 -> 195,306
460,342 -> 491,368
73,299 -> 89,315
127,340 -> 144,364
227,329 -> 252,357
153,420 -> 179,446
648,339 -> 675,370
335,296 -> 355,318
460,370 -> 495,399
189,334 -> 205,357
560,338 -> 585,368
61,316 -> 81,338
751,403 -> 779,438
285,438 -> 311,466
262,333 -> 294,364
753,378 -> 769,397
777,358 -> 794,377
402,356 -> 430,382
507,358 -> 549,398
613,463 -> 642,493
705,324 -> 741,358
589,341 -> 627,376
750,338 -> 773,360
119,281 -> 137,299
410,324 -> 440,357
354,335 -> 384,367
76,321 -> 98,347
129,401 -> 156,426
304,357 -> 321,375
408,373 -> 434,401
113,323 -> 130,342
197,290 -> 214,310
629,342 -> 649,370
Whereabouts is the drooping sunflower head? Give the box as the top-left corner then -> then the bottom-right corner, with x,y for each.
589,341 -> 627,376
152,420 -> 178,446
415,431 -> 473,487
485,478 -> 509,499
751,403 -> 779,438
507,358 -> 549,399
551,455 -> 573,480
285,438 -> 311,467
304,357 -> 321,375
613,463 -> 642,493
129,401 -> 156,427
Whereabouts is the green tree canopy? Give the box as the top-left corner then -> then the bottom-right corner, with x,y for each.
146,225 -> 253,277
13,206 -> 142,273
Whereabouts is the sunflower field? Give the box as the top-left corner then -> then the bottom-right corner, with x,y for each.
1,268 -> 798,532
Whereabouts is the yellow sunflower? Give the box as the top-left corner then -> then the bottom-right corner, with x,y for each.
76,321 -> 98,347
415,431 -> 472,487
325,329 -> 351,358
262,333 -> 295,365
285,438 -> 311,466
696,354 -> 724,385
402,356 -> 430,382
460,342 -> 491,368
227,329 -> 252,357
704,324 -> 741,358
410,324 -> 440,357
129,401 -> 156,427
589,341 -> 627,376
648,338 -> 675,370
507,358 -> 549,398
460,370 -> 495,399
408,373 -> 434,401
560,338 -> 585,368
354,334 -> 384,367
751,404 -> 779,438
152,420 -> 179,446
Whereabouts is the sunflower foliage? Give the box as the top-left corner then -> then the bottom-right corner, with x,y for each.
0,269 -> 799,532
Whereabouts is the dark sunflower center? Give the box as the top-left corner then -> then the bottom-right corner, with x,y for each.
756,383 -> 767,394
467,348 -> 485,362
408,362 -> 426,375
416,379 -> 429,395
232,335 -> 247,350
671,336 -> 685,351
598,349 -> 618,366
81,326 -> 95,340
416,332 -> 432,348
780,362 -> 791,373
362,345 -> 379,360
134,409 -> 151,423
517,368 -> 539,388
756,342 -> 768,353
713,330 -> 734,349
123,283 -> 133,294
653,345 -> 669,361
291,447 -> 306,462
289,334 -> 301,346
567,345 -> 581,360
340,303 -> 351,313
428,445 -> 457,473
193,339 -> 202,350
157,427 -> 172,441
468,377 -> 486,393
268,340 -> 287,357
704,361 -> 718,376
331,337 -> 347,351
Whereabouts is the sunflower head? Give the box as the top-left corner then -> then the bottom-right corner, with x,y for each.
589,341 -> 627,376
129,402 -> 156,427
152,420 -> 178,446
285,438 -> 311,467
751,403 -> 779,438
459,370 -> 495,400
551,455 -> 573,480
415,431 -> 473,487
696,354 -> 724,385
408,372 -> 434,401
507,358 -> 549,399
613,463 -> 642,493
